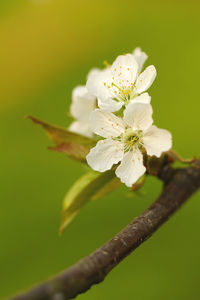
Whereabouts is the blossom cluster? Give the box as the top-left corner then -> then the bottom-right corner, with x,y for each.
69,48 -> 172,187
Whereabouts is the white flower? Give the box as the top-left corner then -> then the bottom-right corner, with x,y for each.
86,103 -> 172,187
69,86 -> 96,138
86,53 -> 156,112
132,47 -> 148,72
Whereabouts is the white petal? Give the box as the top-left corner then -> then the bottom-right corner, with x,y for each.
90,109 -> 125,138
111,54 -> 138,85
132,47 -> 148,72
86,139 -> 124,172
70,86 -> 96,121
86,70 -> 100,97
135,65 -> 157,94
116,148 -> 146,187
86,68 -> 102,80
131,92 -> 151,104
86,68 -> 122,112
123,103 -> 153,131
68,121 -> 93,138
86,68 -> 113,102
143,125 -> 172,157
98,98 -> 122,112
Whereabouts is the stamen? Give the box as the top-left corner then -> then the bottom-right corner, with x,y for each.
112,82 -> 123,93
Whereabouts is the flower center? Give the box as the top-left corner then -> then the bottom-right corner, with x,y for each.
112,81 -> 134,104
122,128 -> 143,152
103,67 -> 138,105
113,128 -> 143,152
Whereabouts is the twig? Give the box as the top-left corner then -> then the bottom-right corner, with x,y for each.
11,161 -> 200,300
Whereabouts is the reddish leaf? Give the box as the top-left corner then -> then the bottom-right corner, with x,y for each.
28,116 -> 96,162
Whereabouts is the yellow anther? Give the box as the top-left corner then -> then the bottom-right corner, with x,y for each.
103,61 -> 111,67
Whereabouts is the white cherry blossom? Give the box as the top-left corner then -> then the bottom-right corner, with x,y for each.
86,53 -> 156,112
132,47 -> 148,72
86,103 -> 172,187
69,86 -> 96,138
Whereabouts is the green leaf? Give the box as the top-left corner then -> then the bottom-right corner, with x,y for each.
59,169 -> 119,234
28,116 -> 96,162
92,176 -> 121,200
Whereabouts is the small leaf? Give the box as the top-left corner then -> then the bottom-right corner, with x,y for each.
59,169 -> 117,234
28,116 -> 96,162
49,143 -> 90,162
166,150 -> 197,164
92,176 -> 121,200
130,175 -> 145,192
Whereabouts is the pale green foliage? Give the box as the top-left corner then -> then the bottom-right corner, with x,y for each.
59,169 -> 119,234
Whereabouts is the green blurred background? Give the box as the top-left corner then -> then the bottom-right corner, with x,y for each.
0,0 -> 200,299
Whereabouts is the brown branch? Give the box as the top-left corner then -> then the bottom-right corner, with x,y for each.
11,161 -> 200,300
